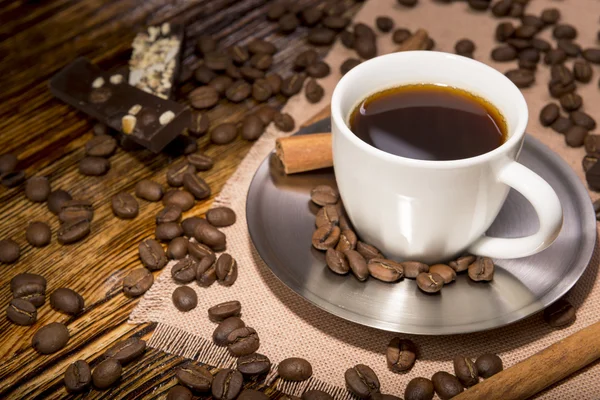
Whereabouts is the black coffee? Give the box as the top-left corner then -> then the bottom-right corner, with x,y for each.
349,84 -> 507,161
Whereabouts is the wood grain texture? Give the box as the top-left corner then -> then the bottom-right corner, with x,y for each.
0,0 -> 361,398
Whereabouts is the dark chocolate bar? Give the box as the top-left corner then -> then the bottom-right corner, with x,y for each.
50,57 -> 191,153
129,23 -> 184,99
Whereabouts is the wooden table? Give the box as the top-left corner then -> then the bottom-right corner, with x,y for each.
0,0 -> 354,398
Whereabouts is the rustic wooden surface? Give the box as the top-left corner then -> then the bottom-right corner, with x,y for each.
0,0 -> 356,398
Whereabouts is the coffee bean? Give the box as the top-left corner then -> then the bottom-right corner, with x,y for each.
279,358 -> 313,381
12,275 -> 45,306
519,48 -> 540,64
172,286 -> 198,312
167,385 -> 193,400
541,8 -> 560,25
263,74 -> 282,96
376,16 -> 394,33
189,86 -> 219,109
449,255 -> 475,273
47,189 -> 72,214
301,7 -> 323,26
304,78 -> 325,104
237,353 -> 271,376
468,257 -> 494,281
104,337 -> 147,364
208,300 -> 241,322
549,79 -> 576,99
491,46 -> 517,62
355,36 -> 377,59
543,298 -> 576,327
1,170 -> 25,187
506,38 -> 531,51
156,206 -> 182,226
255,105 -> 278,125
196,260 -> 216,286
223,79 -> 250,102
267,3 -> 287,20
338,30 -> 354,49
79,156 -> 110,176
306,62 -> 330,79
59,199 -> 93,224
341,249 -> 367,281
241,66 -> 266,82
491,0 -> 511,16
195,65 -> 217,84
227,326 -> 259,357
187,152 -> 214,171
171,258 -> 198,283
111,192 -> 139,219
252,79 -> 273,102
518,59 -> 536,71
573,60 -> 593,83
352,242 -> 381,263
168,237 -> 189,260
311,185 -> 339,205
468,0 -> 490,11
273,113 -> 294,133
323,16 -> 349,31
514,24 -> 536,39
495,22 -> 515,42
324,248 -> 348,274
211,369 -> 243,400
557,40 -> 581,58
11,272 -> 46,292
505,69 -> 534,88
123,268 -> 154,297
225,64 -> 242,79
335,229 -> 356,252
455,39 -> 475,57
189,113 -> 210,137
532,38 -> 551,53
551,117 -> 573,134
281,73 -> 306,97
213,316 -> 245,346
57,218 -> 91,244
92,358 -> 122,390
565,125 -> 588,148
206,207 -> 236,227
475,353 -> 503,378
431,371 -> 463,400
32,322 -> 70,354
560,92 -> 582,112
585,135 -> 600,157
0,153 -> 17,174
521,13 -> 544,29
397,0 -> 417,6
64,360 -> 92,393
582,48 -> 600,65
50,288 -> 84,315
295,50 -> 318,71
345,364 -> 380,399
135,179 -> 163,202
404,377 -> 434,400
181,174 -> 209,202
453,356 -> 478,387
553,24 -> 577,40
183,216 -> 208,239
194,223 -> 226,251
316,205 -> 339,228
211,122 -> 237,145
176,362 -> 213,392
238,390 -> 269,400
391,28 -> 411,45
167,162 -> 194,189
398,262 -> 428,279
155,222 -> 183,242
24,176 -> 50,202
279,13 -> 300,33
341,58 -> 361,75
416,272 -> 444,293
215,253 -> 238,286
368,258 -> 403,282
188,239 -> 214,261
308,27 -> 337,45
205,51 -> 231,71
539,103 -> 559,126
6,298 -> 37,325
85,135 -> 117,157
25,221 -> 51,248
571,111 -> 596,131
196,35 -> 217,56
312,223 -> 340,250
248,39 -> 276,55
429,264 -> 456,284
302,390 -> 333,400
138,239 -> 167,271
387,337 -> 417,372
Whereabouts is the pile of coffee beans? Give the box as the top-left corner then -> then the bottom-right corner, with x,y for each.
79,133 -> 117,176
309,185 -> 495,293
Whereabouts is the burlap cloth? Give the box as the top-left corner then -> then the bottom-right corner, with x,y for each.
130,1 -> 600,398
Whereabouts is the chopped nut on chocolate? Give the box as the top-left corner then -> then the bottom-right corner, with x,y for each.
122,115 -> 137,134
109,74 -> 123,84
129,104 -> 142,115
92,77 -> 105,88
159,111 -> 175,125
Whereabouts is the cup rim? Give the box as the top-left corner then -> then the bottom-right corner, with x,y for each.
331,51 -> 529,169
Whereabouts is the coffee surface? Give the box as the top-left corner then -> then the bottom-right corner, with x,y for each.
349,84 -> 507,161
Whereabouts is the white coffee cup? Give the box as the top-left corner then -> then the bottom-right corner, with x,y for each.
331,51 -> 563,264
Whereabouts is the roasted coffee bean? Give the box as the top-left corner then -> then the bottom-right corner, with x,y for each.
263,74 -> 281,96
25,176 -> 50,202
429,264 -> 456,284
583,48 -> 600,64
213,316 -> 245,346
92,358 -> 122,390
312,224 -> 340,250
295,50 -> 318,71
453,356 -> 478,387
225,80 -> 251,102
551,117 -> 573,134
586,135 -> 600,157
368,258 -> 403,282
227,326 -> 259,357
341,58 -> 361,75
211,123 -> 238,145
11,272 -> 46,293
571,111 -> 596,131
85,135 -> 116,157
195,66 -> 217,84
468,257 -> 494,281
340,30 -> 355,49
167,237 -> 188,260
519,48 -> 540,64
376,16 -> 394,33
302,390 -> 333,400
279,13 -> 300,33
139,239 -> 167,271
532,38 -> 551,53
345,364 -> 380,399
226,64 -> 242,79
405,377 -> 435,400
196,35 -> 217,55
551,64 -> 573,84
343,249 -> 367,281
156,205 -> 182,225
215,253 -> 238,286
47,189 -> 72,214
123,268 -> 153,297
336,229 -> 357,252
355,36 -> 377,59
544,297 -> 576,327
238,390 -> 269,400
0,153 -> 17,174
431,372 -> 463,400
167,385 -> 193,400
167,162 -> 195,188
6,298 -> 37,325
491,45 -> 517,62
311,185 -> 338,205
505,69 -> 534,88
549,79 -> 576,99
104,337 -> 147,364
307,27 -> 337,45
353,242 -> 382,262
468,0 -> 490,11
279,357 -> 313,381
565,125 -> 588,147
236,353 -> 271,377
187,152 -> 214,171
172,286 -> 198,312
476,353 -> 503,378
506,38 -> 531,51
212,369 -> 243,400
255,106 -> 277,126
26,221 -> 51,247
136,179 -> 163,201
197,260 -> 217,286
573,60 -> 593,83
188,240 -> 215,261
553,24 -> 577,40
241,66 -> 265,82
449,255 -> 475,273
189,113 -> 210,137
181,217 -> 205,238
79,156 -> 110,176
189,86 -> 219,109
560,92 -> 582,112
316,205 -> 339,228
557,40 -> 581,58
59,199 -> 93,223
518,59 -> 536,71
57,218 -> 90,244
495,22 -> 515,42
281,73 -> 306,97
156,222 -> 183,242
301,7 -> 323,26
251,79 -> 272,102
32,322 -> 70,354
50,288 -> 84,315
491,0 -> 511,16
64,360 -> 92,393
204,51 -> 231,71
274,112 -> 295,132
228,45 -> 249,66
207,207 -> 236,227
392,28 -> 411,45
248,39 -> 276,55
163,190 -> 195,212
1,170 -> 25,187
514,24 -> 537,39
397,0 -> 417,6
387,337 -> 417,372
322,16 -> 349,31
177,362 -> 213,392
209,300 -> 241,322
400,261 -> 428,279
455,39 -> 475,57
194,223 -> 226,251
267,3 -> 287,20
540,7 -> 560,24
325,248 -> 349,274
521,13 -> 544,28
306,62 -> 330,79
172,258 -> 198,283
539,103 -> 560,126
416,272 -> 444,293
182,173 -> 211,200
111,192 -> 139,219
305,79 -> 325,104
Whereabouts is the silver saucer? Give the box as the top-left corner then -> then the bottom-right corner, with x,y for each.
247,118 -> 596,335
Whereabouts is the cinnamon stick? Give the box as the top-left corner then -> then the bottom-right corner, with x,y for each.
275,29 -> 429,175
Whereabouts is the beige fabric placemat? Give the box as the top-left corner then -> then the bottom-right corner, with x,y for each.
131,0 -> 600,398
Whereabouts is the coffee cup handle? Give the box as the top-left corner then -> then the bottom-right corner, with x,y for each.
467,161 -> 563,259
